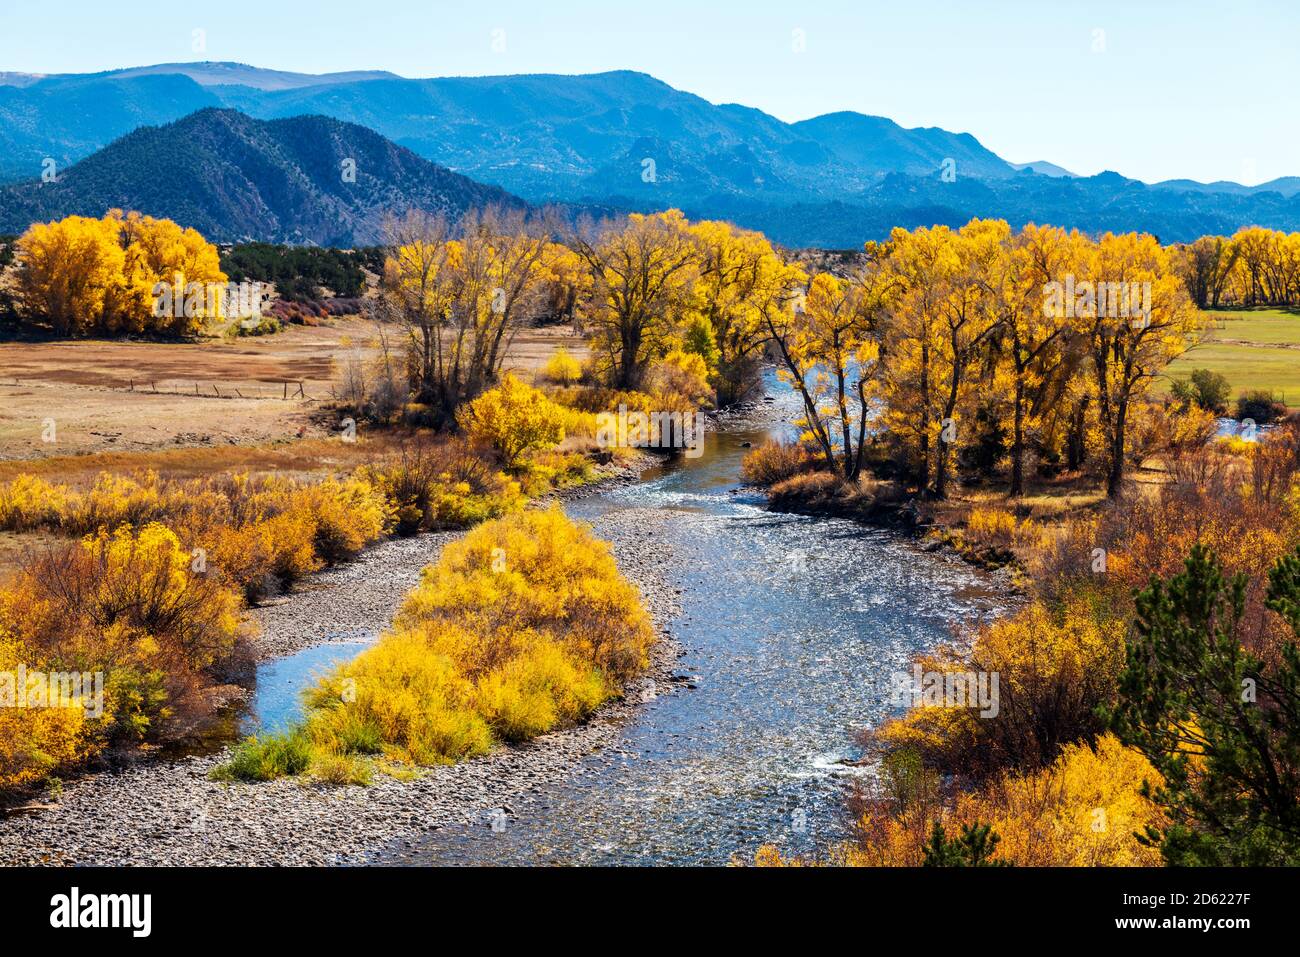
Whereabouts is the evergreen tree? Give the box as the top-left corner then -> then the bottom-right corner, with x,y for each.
1110,544 -> 1300,865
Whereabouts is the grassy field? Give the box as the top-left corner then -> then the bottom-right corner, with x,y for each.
0,317 -> 585,460
1162,307 -> 1300,408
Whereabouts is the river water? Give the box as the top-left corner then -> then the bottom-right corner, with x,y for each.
376,406 -> 1010,865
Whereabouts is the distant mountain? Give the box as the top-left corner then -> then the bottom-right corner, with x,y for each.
0,61 -> 399,91
792,112 -> 1016,181
1010,160 -> 1076,178
0,64 -> 1028,203
71,62 -> 399,91
1152,176 -> 1300,199
0,109 -> 525,245
1,62 -> 1298,246
0,73 -> 219,183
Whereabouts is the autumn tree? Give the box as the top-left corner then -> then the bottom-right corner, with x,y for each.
15,215 -> 125,335
929,220 -> 1004,498
879,225 -> 958,494
13,211 -> 224,337
686,219 -> 800,404
1174,235 -> 1238,308
1072,232 -> 1200,496
985,224 -> 1081,496
376,207 -> 549,423
765,269 -> 888,480
570,210 -> 699,390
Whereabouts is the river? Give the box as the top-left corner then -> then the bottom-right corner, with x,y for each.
365,405 -> 1011,865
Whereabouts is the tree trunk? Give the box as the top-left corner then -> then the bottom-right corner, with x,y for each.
1009,378 -> 1025,497
1106,399 -> 1129,497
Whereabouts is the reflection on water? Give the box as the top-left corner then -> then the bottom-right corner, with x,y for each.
388,414 -> 1010,866
240,641 -> 370,736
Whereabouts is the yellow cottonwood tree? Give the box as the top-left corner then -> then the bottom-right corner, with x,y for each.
14,211 -> 225,337
686,219 -> 802,404
1074,232 -> 1201,496
570,209 -> 700,389
767,270 -> 887,479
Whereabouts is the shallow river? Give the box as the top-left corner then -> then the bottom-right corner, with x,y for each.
370,407 -> 1010,865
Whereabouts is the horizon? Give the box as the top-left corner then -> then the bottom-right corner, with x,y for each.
1,0 -> 1296,186
3,59 -> 1293,190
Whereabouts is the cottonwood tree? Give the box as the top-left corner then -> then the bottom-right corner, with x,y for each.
1075,232 -> 1200,497
376,207 -> 549,423
15,210 -> 224,337
569,209 -> 699,389
929,220 -> 1004,498
765,267 -> 891,481
983,223 -> 1080,496
686,219 -> 801,404
879,225 -> 959,495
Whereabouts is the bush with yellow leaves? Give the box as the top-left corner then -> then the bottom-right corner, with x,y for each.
740,440 -> 815,487
0,475 -> 70,531
219,507 -> 654,779
837,734 -> 1164,867
540,346 -> 583,385
0,523 -> 250,788
458,374 -> 567,468
648,349 -> 714,409
875,595 -> 1126,777
359,440 -> 523,536
0,629 -> 92,790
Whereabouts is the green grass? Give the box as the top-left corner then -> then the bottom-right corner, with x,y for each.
210,730 -> 313,782
1199,307 -> 1300,346
1160,309 -> 1300,408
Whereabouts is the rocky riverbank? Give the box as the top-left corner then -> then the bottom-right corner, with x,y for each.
0,494 -> 685,866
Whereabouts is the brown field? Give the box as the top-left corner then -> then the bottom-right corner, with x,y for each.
0,317 -> 585,463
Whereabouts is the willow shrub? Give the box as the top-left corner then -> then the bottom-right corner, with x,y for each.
849,734 -> 1163,867
221,507 -> 654,780
756,733 -> 1163,867
0,523 -> 250,788
875,595 -> 1127,778
0,630 -> 91,790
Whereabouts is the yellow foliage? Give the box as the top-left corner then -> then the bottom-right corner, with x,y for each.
0,630 -> 91,789
15,211 -> 225,337
876,595 -> 1126,775
541,347 -> 583,385
650,348 -> 714,409
458,374 -> 567,467
299,507 -> 653,769
845,735 -> 1164,867
0,475 -> 69,531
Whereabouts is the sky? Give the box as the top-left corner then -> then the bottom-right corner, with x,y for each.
1,0 -> 1295,185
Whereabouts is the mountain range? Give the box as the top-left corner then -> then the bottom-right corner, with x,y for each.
1,62 -> 1298,247
0,110 -> 521,245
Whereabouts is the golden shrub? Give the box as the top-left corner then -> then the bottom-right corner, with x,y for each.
845,734 -> 1164,867
298,507 -> 653,770
541,347 -> 583,385
0,630 -> 92,789
876,596 -> 1126,776
458,374 -> 567,467
740,441 -> 814,486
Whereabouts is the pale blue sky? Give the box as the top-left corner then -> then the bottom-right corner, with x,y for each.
1,0 -> 1294,185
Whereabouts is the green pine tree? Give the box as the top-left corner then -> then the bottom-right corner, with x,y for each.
921,820 -> 1010,866
1109,543 -> 1300,865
